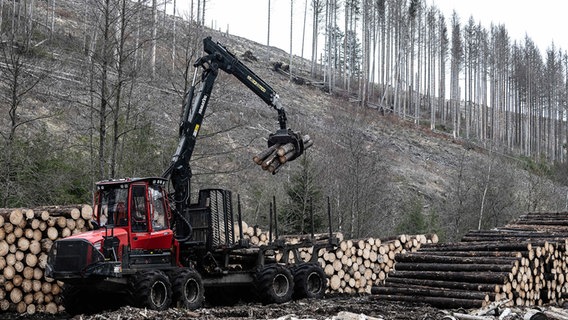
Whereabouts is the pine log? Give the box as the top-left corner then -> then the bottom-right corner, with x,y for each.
420,242 -> 532,252
46,228 -> 58,241
33,291 -> 43,304
388,270 -> 509,284
81,204 -> 93,220
8,209 -> 24,226
13,228 -> 23,239
395,253 -> 519,265
408,250 -> 524,258
23,209 -> 34,220
33,268 -> 43,281
25,253 -> 38,268
253,144 -> 279,165
384,277 -> 501,293
0,241 -> 8,256
14,261 -> 24,273
17,238 -> 30,252
395,261 -> 516,273
0,300 -> 9,311
3,223 -> 13,234
39,211 -> 50,221
2,266 -> 15,282
45,302 -> 58,314
9,287 -> 22,304
15,301 -> 26,313
56,217 -> 67,228
26,304 -> 36,315
371,285 -> 494,301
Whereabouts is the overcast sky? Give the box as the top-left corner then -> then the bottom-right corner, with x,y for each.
198,0 -> 567,58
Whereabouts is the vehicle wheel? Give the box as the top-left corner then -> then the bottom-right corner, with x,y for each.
130,270 -> 172,310
292,263 -> 326,299
170,268 -> 204,309
254,264 -> 294,304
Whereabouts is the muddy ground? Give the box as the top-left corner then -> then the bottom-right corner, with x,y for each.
2,295 -> 449,320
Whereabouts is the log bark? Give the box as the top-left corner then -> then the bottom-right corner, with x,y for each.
371,285 -> 493,301
395,253 -> 519,265
388,270 -> 509,284
384,277 -> 501,293
394,262 -> 514,273
420,242 -> 532,252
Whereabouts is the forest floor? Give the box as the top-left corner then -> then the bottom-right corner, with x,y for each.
1,295 -> 447,320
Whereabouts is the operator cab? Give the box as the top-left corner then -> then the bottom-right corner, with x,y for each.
94,178 -> 173,251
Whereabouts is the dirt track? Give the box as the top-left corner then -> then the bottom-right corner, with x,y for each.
0,295 -> 445,320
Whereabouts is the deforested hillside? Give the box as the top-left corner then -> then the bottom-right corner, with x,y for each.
0,0 -> 566,242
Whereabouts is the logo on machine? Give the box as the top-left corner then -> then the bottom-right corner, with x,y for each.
198,95 -> 208,115
247,75 -> 266,93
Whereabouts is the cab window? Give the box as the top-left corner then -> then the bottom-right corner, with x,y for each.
97,187 -> 128,226
149,185 -> 167,231
131,185 -> 149,232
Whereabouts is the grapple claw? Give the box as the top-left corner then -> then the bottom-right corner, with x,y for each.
253,130 -> 313,174
268,129 -> 305,161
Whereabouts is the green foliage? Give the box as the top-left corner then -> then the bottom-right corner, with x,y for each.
519,156 -> 550,176
0,134 -> 92,207
426,208 -> 445,241
281,154 -> 324,235
118,120 -> 165,178
395,197 -> 427,235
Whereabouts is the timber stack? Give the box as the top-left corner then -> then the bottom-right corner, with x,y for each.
372,211 -> 568,309
0,205 -> 92,315
316,234 -> 438,294
234,220 -> 438,294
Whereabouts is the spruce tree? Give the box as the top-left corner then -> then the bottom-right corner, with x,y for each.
282,153 -> 323,234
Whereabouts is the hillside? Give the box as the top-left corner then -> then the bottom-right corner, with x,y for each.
1,0 -> 567,242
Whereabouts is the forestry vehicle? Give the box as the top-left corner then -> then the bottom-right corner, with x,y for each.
46,37 -> 332,314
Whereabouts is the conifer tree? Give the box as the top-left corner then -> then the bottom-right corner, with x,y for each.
282,154 -> 323,235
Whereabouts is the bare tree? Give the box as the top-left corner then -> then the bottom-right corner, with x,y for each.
449,11 -> 462,139
151,0 -> 157,77
310,0 -> 324,77
0,23 -> 51,206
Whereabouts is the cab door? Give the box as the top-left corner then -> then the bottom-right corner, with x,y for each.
128,183 -> 173,251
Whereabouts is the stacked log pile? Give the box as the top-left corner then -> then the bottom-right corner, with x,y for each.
372,211 -> 568,309
234,221 -> 274,246
234,221 -> 439,294
0,205 -> 92,315
318,234 -> 439,294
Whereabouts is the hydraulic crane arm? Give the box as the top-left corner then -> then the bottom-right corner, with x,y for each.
201,37 -> 288,129
162,37 -> 307,241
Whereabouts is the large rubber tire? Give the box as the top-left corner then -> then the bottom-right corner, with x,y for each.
129,270 -> 172,310
292,263 -> 327,299
254,264 -> 294,304
170,268 -> 204,309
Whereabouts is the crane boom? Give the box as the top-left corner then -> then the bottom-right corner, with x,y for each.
162,37 -> 308,241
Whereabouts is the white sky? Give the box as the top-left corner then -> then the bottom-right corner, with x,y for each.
433,0 -> 567,54
197,0 -> 567,58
